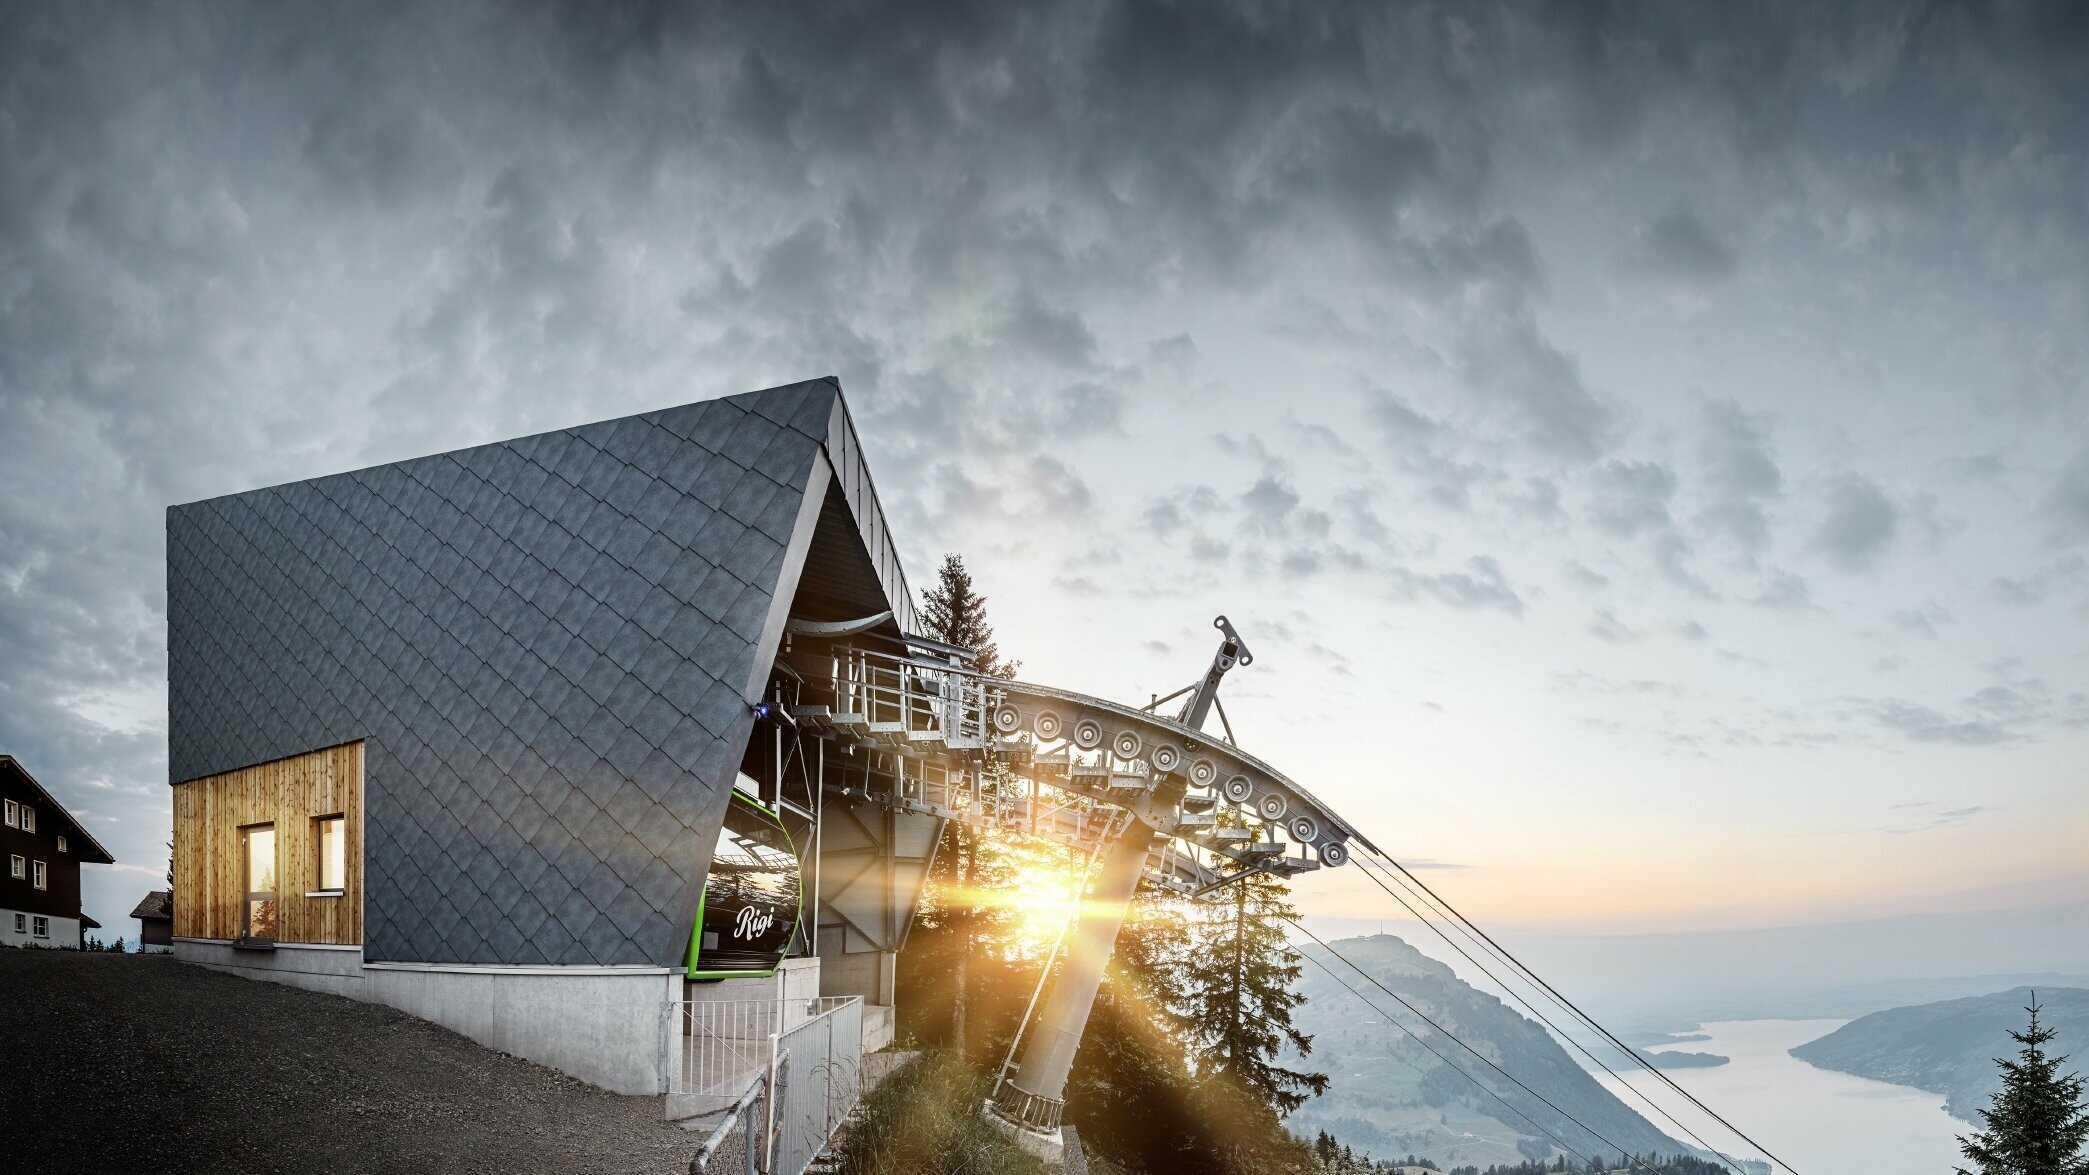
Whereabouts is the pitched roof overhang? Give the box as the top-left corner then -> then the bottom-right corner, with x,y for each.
0,756 -> 118,864
131,890 -> 173,921
164,378 -> 920,967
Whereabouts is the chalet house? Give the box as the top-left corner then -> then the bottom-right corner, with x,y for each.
132,889 -> 174,951
166,379 -> 935,1094
0,756 -> 117,948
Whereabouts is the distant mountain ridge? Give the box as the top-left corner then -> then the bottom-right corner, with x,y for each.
1789,986 -> 2089,1121
1288,934 -> 1702,1170
1453,901 -> 2089,1033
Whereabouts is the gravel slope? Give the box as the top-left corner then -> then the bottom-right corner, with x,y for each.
0,950 -> 700,1174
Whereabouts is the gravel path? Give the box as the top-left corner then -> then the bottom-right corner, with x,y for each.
0,950 -> 701,1175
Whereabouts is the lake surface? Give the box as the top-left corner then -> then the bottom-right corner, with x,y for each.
1591,1018 -> 1965,1175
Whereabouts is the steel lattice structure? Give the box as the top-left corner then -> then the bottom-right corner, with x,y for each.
772,613 -> 1377,1157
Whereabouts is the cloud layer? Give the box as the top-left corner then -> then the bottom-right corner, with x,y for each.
3,0 -> 2085,934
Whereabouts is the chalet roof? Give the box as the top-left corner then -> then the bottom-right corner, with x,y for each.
165,378 -> 913,967
131,890 -> 172,921
0,756 -> 118,864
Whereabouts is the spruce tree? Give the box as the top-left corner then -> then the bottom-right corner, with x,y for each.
1068,880 -> 1201,1168
1070,876 -> 1324,1175
1182,838 -> 1329,1116
1956,994 -> 2089,1175
914,554 -> 1016,1058
919,553 -> 1016,679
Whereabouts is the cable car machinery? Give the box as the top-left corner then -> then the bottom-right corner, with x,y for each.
768,613 -> 1376,1159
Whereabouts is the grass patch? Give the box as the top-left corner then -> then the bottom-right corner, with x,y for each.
831,1051 -> 1053,1175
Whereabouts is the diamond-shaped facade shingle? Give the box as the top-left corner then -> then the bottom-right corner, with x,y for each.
166,377 -> 906,967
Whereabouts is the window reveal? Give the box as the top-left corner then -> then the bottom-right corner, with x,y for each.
240,824 -> 277,941
314,815 -> 346,892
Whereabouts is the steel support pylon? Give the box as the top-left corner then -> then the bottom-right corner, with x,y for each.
984,814 -> 1160,1158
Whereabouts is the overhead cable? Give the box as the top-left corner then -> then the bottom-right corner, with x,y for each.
1362,851 -> 1800,1175
1286,916 -> 1671,1175
1347,852 -> 1754,1174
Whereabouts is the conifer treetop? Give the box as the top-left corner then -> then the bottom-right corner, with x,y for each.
920,553 -> 1017,679
1956,994 -> 2089,1175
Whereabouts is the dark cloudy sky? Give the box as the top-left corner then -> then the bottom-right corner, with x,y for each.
3,2 -> 2085,945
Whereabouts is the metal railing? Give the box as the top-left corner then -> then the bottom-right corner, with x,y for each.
677,996 -> 864,1175
770,996 -> 863,1175
692,1071 -> 767,1175
825,644 -> 994,750
678,998 -> 797,1097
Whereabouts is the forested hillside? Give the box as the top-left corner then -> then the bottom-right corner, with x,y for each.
1288,935 -> 1696,1170
1790,986 -> 2089,1121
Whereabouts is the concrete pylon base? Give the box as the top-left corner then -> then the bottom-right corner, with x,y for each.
981,1098 -> 1065,1166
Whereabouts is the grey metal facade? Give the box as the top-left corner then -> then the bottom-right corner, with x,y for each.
167,377 -> 908,967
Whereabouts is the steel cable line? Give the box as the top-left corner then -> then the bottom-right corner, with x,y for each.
1361,850 -> 1801,1175
1347,852 -> 1755,1174
1286,916 -> 1673,1175
1287,933 -> 1615,1174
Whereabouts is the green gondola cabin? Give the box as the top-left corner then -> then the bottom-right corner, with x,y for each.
686,791 -> 802,979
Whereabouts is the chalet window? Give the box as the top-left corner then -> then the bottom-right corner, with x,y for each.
32,860 -> 46,890
240,823 -> 277,942
56,835 -> 66,853
19,806 -> 32,833
313,814 -> 346,893
2,799 -> 13,826
11,913 -> 22,933
31,915 -> 48,938
7,854 -> 20,879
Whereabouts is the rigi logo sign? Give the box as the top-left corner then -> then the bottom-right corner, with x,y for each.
734,904 -> 775,941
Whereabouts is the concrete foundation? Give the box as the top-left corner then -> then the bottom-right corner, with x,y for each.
984,1099 -> 1066,1165
174,939 -> 680,1094
817,942 -> 896,1006
861,1003 -> 895,1052
174,939 -> 891,1103
816,944 -> 896,1049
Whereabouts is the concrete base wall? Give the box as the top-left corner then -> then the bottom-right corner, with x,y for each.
862,1003 -> 895,1052
777,956 -> 820,1008
818,947 -> 894,1006
177,938 -> 364,995
174,939 -> 679,1094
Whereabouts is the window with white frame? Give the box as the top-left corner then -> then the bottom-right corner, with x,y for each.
3,799 -> 14,826
8,854 -> 20,879
56,835 -> 66,853
31,915 -> 48,938
33,860 -> 47,890
11,913 -> 22,934
19,805 -> 32,833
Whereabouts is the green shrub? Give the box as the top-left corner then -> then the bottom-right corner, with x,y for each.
832,1051 -> 1051,1175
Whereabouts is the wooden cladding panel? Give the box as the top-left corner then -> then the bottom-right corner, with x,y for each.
172,742 -> 362,945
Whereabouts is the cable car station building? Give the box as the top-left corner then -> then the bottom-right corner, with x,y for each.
167,378 -> 1367,1156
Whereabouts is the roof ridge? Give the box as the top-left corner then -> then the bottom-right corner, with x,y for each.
167,377 -> 844,512
0,755 -> 119,864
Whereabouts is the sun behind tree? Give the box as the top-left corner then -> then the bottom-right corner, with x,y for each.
906,553 -> 1020,1061
1956,992 -> 2089,1175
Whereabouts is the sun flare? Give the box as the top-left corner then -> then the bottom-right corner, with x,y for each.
976,850 -> 1094,954
1006,878 -> 1082,951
